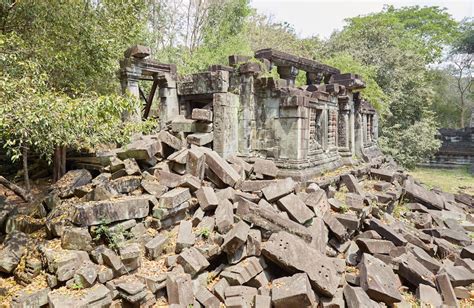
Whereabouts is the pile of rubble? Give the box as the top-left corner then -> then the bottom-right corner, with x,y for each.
0,130 -> 473,307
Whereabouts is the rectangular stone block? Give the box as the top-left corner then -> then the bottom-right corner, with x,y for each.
271,273 -> 317,308
196,187 -> 219,211
159,187 -> 191,209
277,193 -> 314,224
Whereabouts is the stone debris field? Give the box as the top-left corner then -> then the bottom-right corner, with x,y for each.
0,130 -> 473,308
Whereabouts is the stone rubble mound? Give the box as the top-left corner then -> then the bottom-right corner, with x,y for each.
0,132 -> 473,307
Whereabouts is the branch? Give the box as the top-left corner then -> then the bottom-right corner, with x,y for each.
0,175 -> 32,202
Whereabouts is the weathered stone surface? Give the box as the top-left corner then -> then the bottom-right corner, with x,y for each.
110,175 -> 141,193
461,244 -> 474,259
396,253 -> 435,287
195,285 -> 220,308
48,284 -> 112,307
359,253 -> 402,304
323,212 -> 348,242
255,294 -> 272,308
191,108 -> 213,122
299,190 -> 329,218
343,285 -> 379,308
187,132 -> 214,146
196,186 -> 219,211
177,247 -> 210,276
72,195 -> 151,226
145,235 -> 167,260
239,180 -> 276,192
441,265 -> 474,287
345,193 -> 365,212
176,220 -> 195,253
368,218 -> 407,246
159,187 -> 191,209
436,273 -> 459,307
370,168 -> 394,182
221,257 -> 265,285
166,272 -> 194,306
334,213 -> 360,231
261,178 -> 295,202
52,169 -> 92,198
271,273 -> 317,308
236,198 -> 312,242
356,238 -> 395,255
341,174 -> 364,195
61,227 -> 93,251
222,221 -> 250,254
10,287 -> 50,308
404,179 -> 444,210
406,244 -> 441,273
262,232 -> 339,296
0,231 -> 28,273
426,228 -> 471,247
253,158 -> 279,178
74,263 -> 97,287
277,193 -> 314,224
416,284 -> 443,307
215,199 -> 234,234
201,147 -> 241,187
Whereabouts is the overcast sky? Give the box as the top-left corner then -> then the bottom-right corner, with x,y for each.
250,0 -> 473,39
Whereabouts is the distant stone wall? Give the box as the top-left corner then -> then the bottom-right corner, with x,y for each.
429,125 -> 474,171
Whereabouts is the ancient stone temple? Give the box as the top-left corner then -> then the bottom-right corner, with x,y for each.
119,46 -> 381,180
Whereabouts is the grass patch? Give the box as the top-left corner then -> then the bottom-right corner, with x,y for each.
409,166 -> 473,195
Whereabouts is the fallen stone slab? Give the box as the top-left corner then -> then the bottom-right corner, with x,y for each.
341,174 -> 364,196
215,199 -> 234,234
201,147 -> 242,187
262,232 -> 339,297
177,247 -> 210,276
359,253 -> 402,304
236,199 -> 312,243
239,180 -> 276,192
222,221 -> 250,254
176,220 -> 195,253
52,169 -> 92,198
145,234 -> 167,260
61,226 -> 93,252
396,253 -> 435,288
299,190 -> 329,218
0,231 -> 28,273
271,273 -> 317,308
323,212 -> 348,242
196,186 -> 219,211
220,257 -> 266,285
356,238 -> 395,255
461,244 -> 474,259
436,273 -> 459,307
187,132 -> 214,146
370,168 -> 395,182
10,287 -> 50,308
253,158 -> 279,178
194,285 -> 220,308
425,228 -> 471,247
404,179 -> 444,210
159,187 -> 191,209
374,181 -> 391,192
368,218 -> 407,246
416,284 -> 443,307
47,283 -> 112,307
191,108 -> 213,121
406,244 -> 441,273
261,178 -> 295,202
343,285 -> 379,308
166,272 -> 194,306
72,195 -> 151,226
440,265 -> 474,287
277,193 -> 314,224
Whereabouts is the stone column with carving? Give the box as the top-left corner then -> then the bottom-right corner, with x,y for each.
157,73 -> 179,129
213,93 -> 239,159
119,64 -> 142,122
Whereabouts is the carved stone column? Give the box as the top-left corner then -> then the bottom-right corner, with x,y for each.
277,66 -> 299,87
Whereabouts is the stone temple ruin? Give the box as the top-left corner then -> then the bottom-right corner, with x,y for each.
119,46 -> 381,180
1,45 -> 473,308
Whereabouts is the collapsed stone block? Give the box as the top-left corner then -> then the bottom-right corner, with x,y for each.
271,273 -> 317,308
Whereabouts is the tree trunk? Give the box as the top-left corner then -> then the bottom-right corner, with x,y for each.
53,146 -> 67,183
0,176 -> 32,202
22,146 -> 30,192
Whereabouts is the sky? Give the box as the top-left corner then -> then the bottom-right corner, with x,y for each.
250,0 -> 473,39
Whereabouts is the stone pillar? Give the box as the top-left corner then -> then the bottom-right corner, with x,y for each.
362,114 -> 368,146
158,73 -> 179,129
120,70 -> 142,122
373,113 -> 379,141
277,66 -> 299,87
238,73 -> 256,156
213,93 -> 239,159
306,71 -> 324,86
277,104 -> 309,160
